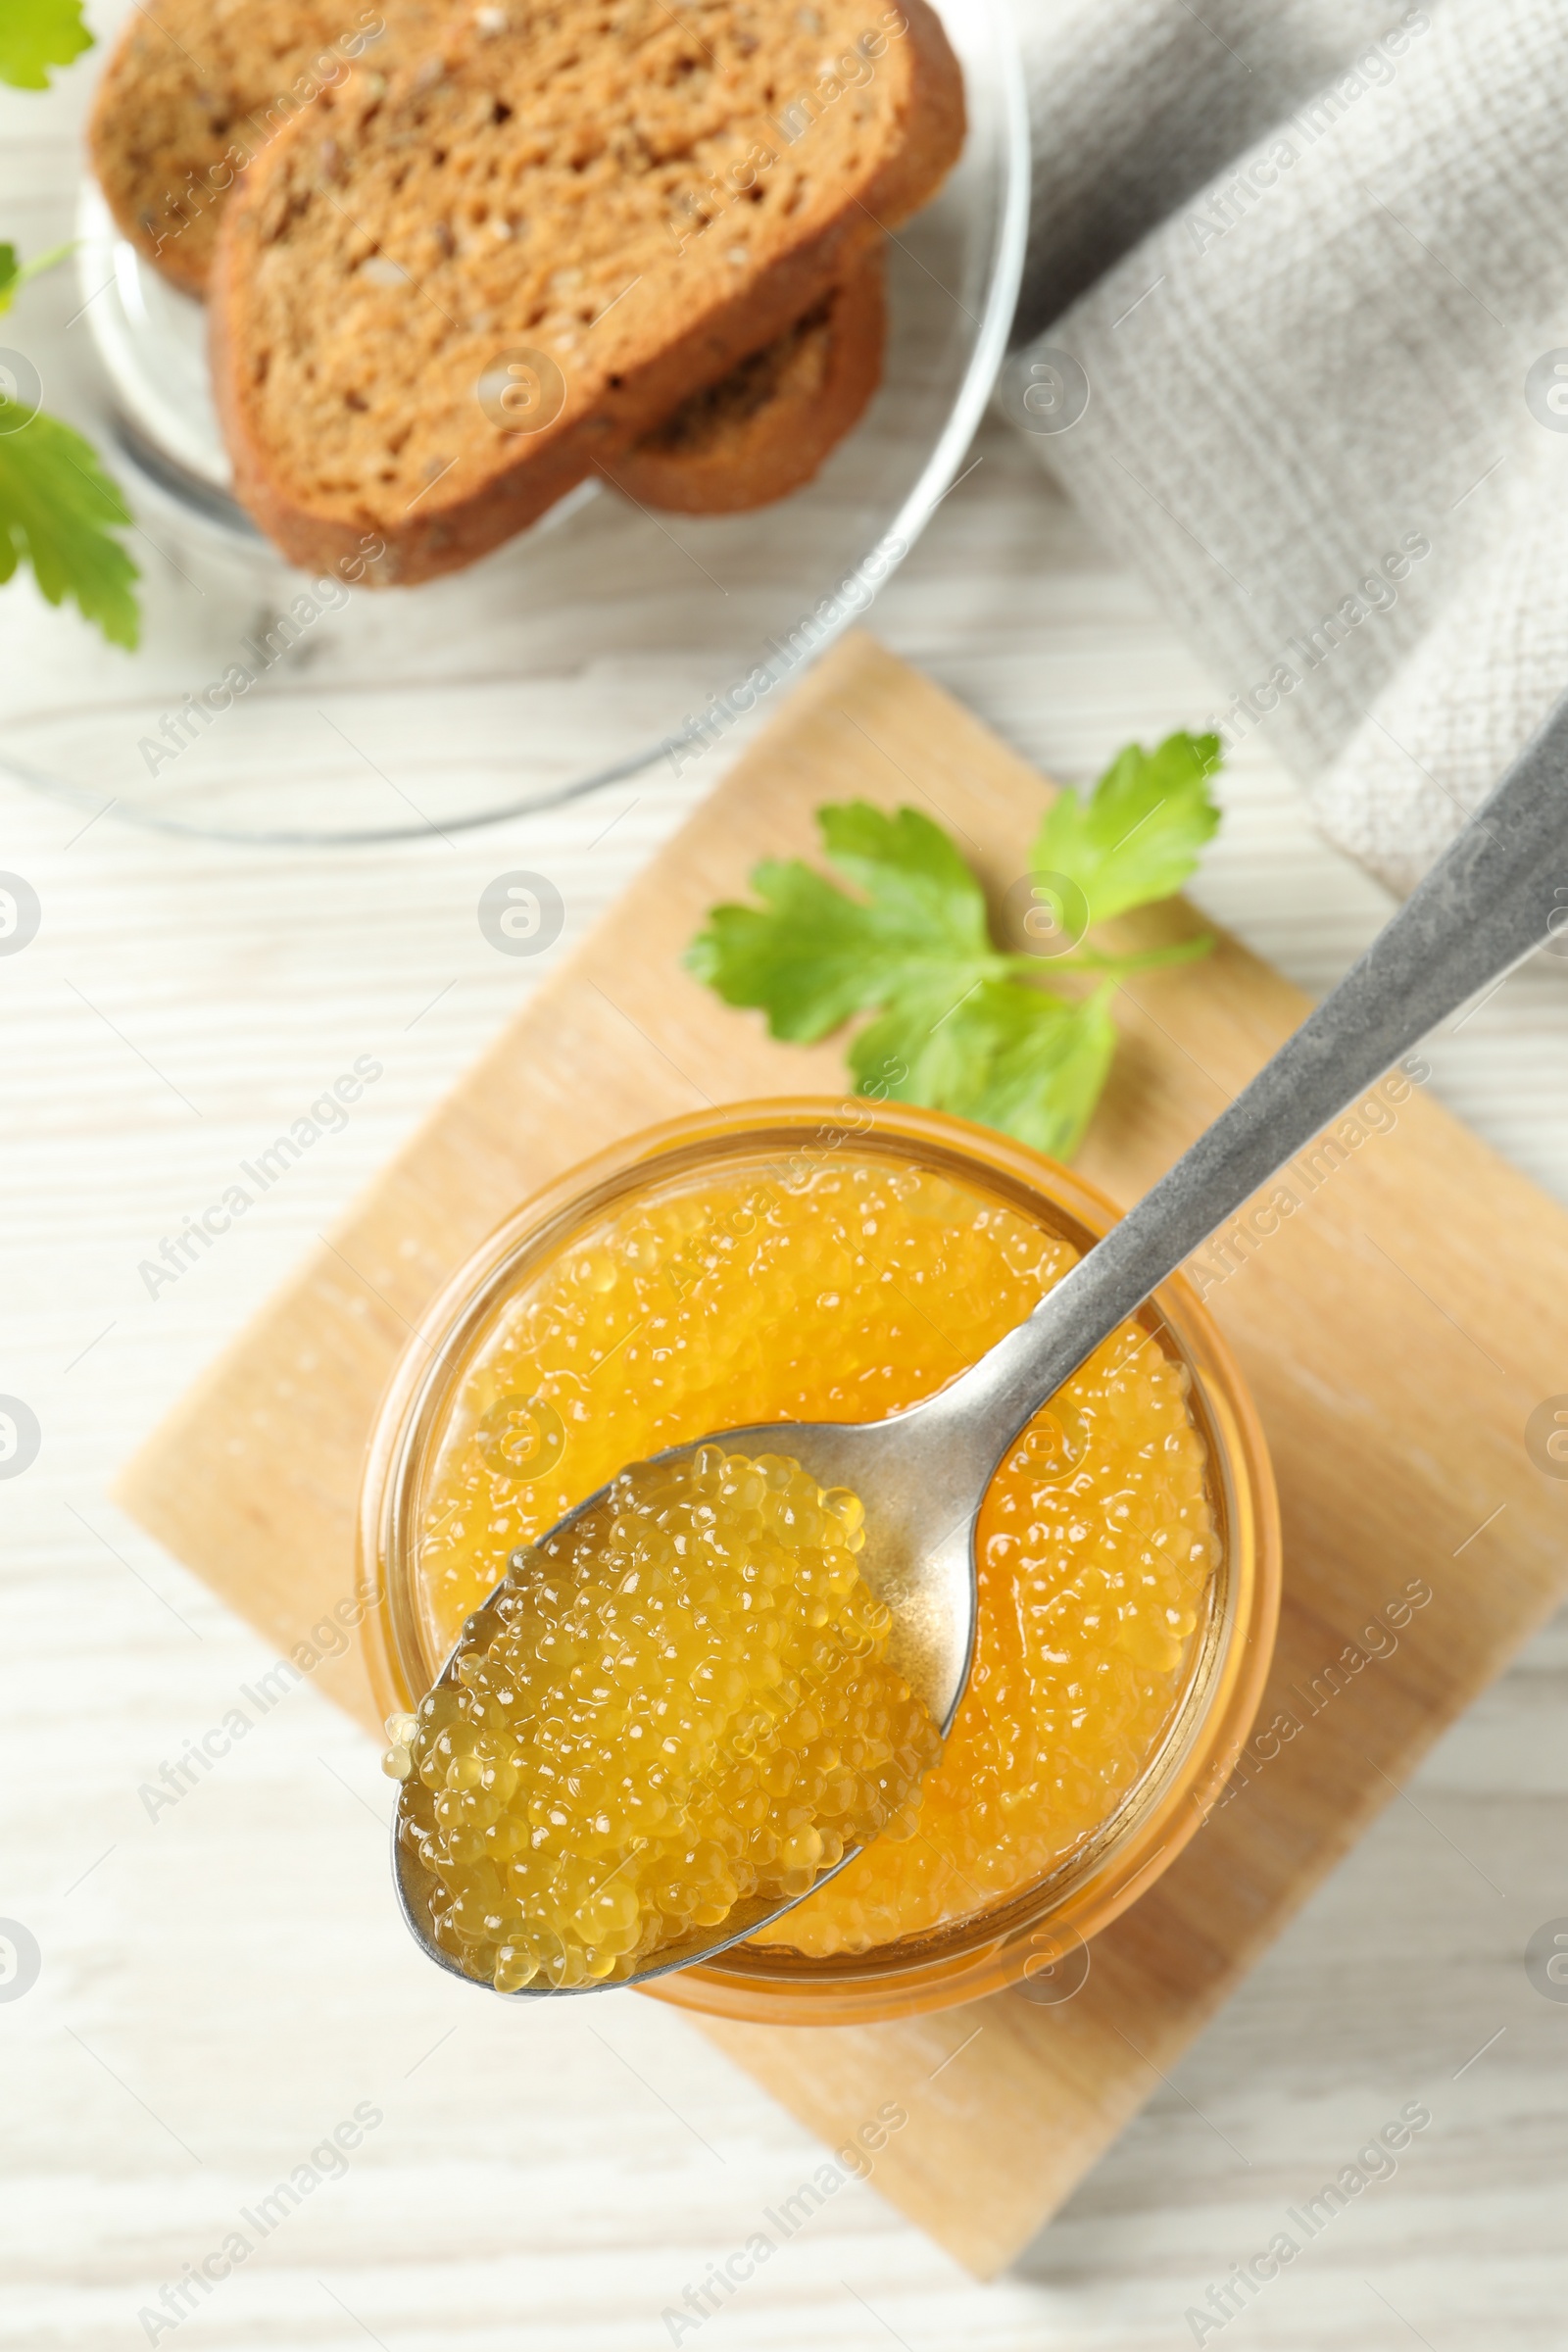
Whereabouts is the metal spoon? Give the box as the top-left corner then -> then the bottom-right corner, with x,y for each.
396,691 -> 1568,1992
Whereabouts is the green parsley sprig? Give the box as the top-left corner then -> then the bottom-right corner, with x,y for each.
0,397 -> 141,646
687,730 -> 1222,1159
1,0 -> 141,645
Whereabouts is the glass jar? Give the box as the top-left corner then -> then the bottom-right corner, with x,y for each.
358,1099 -> 1280,2025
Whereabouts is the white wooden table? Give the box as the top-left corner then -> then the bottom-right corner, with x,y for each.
6,23 -> 1568,2351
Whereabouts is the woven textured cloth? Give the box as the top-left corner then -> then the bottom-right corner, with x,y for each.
1007,0 -> 1568,895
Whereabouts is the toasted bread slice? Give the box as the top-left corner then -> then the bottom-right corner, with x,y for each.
88,0 -> 421,298
209,0 -> 964,581
607,245 -> 885,514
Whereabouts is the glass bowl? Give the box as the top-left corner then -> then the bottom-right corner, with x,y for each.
0,0 -> 1028,847
357,1100 -> 1282,2025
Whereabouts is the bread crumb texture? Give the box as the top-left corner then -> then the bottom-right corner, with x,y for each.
89,0 -> 417,296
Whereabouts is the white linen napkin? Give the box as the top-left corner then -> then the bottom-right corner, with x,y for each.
1004,0 -> 1568,896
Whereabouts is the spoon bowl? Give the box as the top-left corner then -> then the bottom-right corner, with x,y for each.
391,1387 -> 1004,1991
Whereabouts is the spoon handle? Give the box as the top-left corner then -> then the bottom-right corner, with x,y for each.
944,687 -> 1568,1454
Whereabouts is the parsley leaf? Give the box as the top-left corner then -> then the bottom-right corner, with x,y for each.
687,802 -> 995,1042
851,978 -> 1119,1160
0,0 -> 91,87
0,240 -> 74,316
686,731 -> 1222,1159
1031,730 -> 1222,926
0,402 -> 140,647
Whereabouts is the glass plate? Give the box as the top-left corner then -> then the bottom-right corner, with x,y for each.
2,0 -> 1026,844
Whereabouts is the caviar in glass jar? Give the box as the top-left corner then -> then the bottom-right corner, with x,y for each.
407,1155 -> 1219,1965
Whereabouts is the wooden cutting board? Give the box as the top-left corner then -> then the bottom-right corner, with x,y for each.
118,632 -> 1568,2278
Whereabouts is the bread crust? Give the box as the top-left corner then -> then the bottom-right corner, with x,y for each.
208,0 -> 964,582
607,246 -> 886,514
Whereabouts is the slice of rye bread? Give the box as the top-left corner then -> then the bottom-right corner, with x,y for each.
607,243 -> 885,513
209,0 -> 964,582
88,0 -> 429,299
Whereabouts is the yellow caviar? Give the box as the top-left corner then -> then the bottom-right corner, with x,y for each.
387,1448 -> 940,1989
411,1154 -> 1218,1961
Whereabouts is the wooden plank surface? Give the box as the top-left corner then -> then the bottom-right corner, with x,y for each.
118,631 -> 1568,2277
